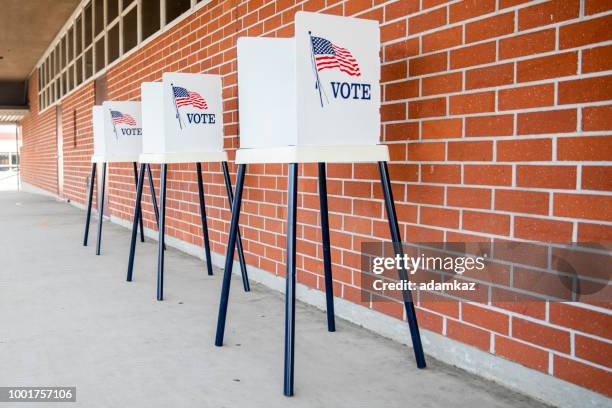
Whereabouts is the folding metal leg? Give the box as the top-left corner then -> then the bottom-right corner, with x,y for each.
221,161 -> 250,292
126,163 -> 146,282
318,162 -> 335,332
133,162 -> 145,242
284,163 -> 298,397
147,164 -> 165,250
215,163 -> 246,347
378,161 -> 426,369
95,162 -> 107,256
196,162 -> 213,276
157,163 -> 168,301
83,162 -> 96,246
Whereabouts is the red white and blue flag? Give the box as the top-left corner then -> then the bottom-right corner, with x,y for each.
310,36 -> 361,77
110,110 -> 136,126
172,86 -> 208,110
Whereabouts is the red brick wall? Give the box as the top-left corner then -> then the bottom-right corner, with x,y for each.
20,0 -> 612,396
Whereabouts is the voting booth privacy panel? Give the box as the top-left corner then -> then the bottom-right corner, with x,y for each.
140,73 -> 225,162
92,102 -> 143,162
218,12 -> 424,398
238,12 -> 380,149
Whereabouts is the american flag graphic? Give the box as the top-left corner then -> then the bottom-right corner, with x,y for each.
172,86 -> 208,109
110,110 -> 136,126
311,36 -> 361,77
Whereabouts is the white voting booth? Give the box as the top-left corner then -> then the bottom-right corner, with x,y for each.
126,72 -> 250,301
236,11 -> 388,162
215,12 -> 424,397
84,101 -> 145,255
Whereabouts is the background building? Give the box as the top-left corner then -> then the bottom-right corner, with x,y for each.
9,0 -> 612,403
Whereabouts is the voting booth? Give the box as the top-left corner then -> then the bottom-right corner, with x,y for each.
126,72 -> 250,301
84,102 -> 149,255
215,12 -> 425,397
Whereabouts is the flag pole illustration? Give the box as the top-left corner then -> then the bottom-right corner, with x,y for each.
109,108 -> 118,140
170,83 -> 183,130
308,31 -> 326,108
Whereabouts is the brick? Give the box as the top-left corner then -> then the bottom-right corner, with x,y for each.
381,102 -> 406,121
465,12 -> 515,43
499,0 -> 536,8
578,223 -> 612,243
516,165 -> 577,189
408,97 -> 446,118
514,217 -> 573,242
576,335 -> 612,368
558,75 -> 612,104
517,109 -> 577,135
466,63 -> 514,90
421,206 -> 460,228
518,0 -> 579,30
583,105 -> 612,131
406,225 -> 445,242
384,38 -> 420,62
557,136 -> 612,161
498,84 -> 554,111
408,141 -> 446,161
385,0 -> 420,21
466,115 -> 514,137
497,138 -> 552,162
406,184 -> 445,205
463,303 -> 509,334
450,91 -> 495,114
550,303 -> 612,338
447,187 -> 492,209
464,165 -> 512,186
495,336 -> 549,373
345,0 -> 374,16
385,122 -> 419,141
409,52 -> 447,76
387,163 -> 418,182
513,317 -> 570,353
554,193 -> 612,222
554,356 -> 612,397
582,166 -> 612,191
585,0 -> 612,15
450,41 -> 496,69
448,140 -> 493,161
422,118 -> 462,139
516,52 -> 578,82
582,45 -> 612,73
409,7 -> 447,34
421,164 -> 462,183
381,20 -> 407,43
499,29 -> 555,60
450,0 -> 495,23
463,210 -> 510,235
446,319 -> 491,351
386,79 -> 419,101
381,61 -> 407,82
422,26 -> 463,53
422,72 -> 462,96
559,14 -> 612,49
495,189 -> 549,215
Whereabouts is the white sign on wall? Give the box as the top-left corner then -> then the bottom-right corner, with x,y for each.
237,11 -> 380,149
92,101 -> 142,161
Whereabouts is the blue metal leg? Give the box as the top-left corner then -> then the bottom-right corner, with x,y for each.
83,162 -> 96,246
157,163 -> 168,301
215,163 -> 246,347
133,162 -> 145,243
378,161 -> 426,369
318,162 -> 336,332
284,163 -> 298,397
126,163 -> 146,282
222,161 -> 250,292
196,162 -> 213,276
95,162 -> 107,255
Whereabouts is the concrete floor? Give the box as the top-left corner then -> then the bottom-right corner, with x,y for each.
0,191 -> 552,408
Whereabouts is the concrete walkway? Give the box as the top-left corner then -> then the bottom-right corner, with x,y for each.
0,191 -> 552,408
